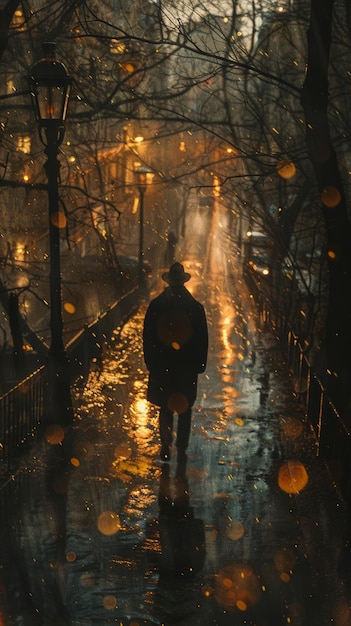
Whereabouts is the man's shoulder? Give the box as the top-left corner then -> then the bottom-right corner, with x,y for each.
147,286 -> 204,311
147,288 -> 169,308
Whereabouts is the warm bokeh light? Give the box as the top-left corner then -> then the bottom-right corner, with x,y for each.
64,301 -> 76,314
51,210 -> 67,228
157,310 -> 193,348
321,185 -> 341,208
327,245 -> 340,261
66,551 -> 77,563
80,571 -> 95,587
202,583 -> 214,598
97,511 -> 121,536
214,563 -> 261,611
103,595 -> 117,610
281,416 -> 303,440
280,572 -> 290,583
277,159 -> 296,179
45,423 -> 65,445
167,391 -> 189,414
278,461 -> 309,494
236,599 -> 248,611
70,457 -> 80,467
274,547 -> 296,573
333,599 -> 351,625
226,520 -> 245,540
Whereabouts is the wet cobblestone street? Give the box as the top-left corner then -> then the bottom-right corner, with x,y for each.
1,248 -> 351,625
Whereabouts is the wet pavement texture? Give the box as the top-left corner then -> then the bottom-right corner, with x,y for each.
1,245 -> 351,625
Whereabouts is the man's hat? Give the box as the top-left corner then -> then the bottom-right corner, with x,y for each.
162,262 -> 191,285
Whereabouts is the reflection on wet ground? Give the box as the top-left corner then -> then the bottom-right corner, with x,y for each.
1,247 -> 351,625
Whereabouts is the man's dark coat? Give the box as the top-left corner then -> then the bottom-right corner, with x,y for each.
143,285 -> 208,409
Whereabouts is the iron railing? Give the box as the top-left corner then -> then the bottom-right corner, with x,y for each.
0,287 -> 140,473
251,273 -> 351,502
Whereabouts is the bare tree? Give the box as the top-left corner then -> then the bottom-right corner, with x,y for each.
1,0 -> 351,410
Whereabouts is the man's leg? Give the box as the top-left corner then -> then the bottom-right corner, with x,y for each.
159,407 -> 173,461
176,408 -> 192,456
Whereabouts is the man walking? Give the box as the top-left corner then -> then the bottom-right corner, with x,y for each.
143,262 -> 208,461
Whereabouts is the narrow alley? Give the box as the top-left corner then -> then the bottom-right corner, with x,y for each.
1,205 -> 351,626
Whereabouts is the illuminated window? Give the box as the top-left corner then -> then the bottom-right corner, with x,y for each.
17,136 -> 31,154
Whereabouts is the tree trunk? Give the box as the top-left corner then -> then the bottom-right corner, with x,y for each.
301,0 -> 351,415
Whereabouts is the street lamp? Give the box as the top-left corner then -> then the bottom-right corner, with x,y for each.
29,42 -> 73,424
134,165 -> 154,287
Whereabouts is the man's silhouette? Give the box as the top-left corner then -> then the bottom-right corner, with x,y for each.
143,262 -> 208,461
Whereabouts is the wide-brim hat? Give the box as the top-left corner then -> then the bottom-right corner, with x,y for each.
162,262 -> 191,285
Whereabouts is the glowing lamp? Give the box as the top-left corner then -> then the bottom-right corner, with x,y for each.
29,42 -> 72,145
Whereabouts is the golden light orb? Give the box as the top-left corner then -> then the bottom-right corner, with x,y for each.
64,302 -> 76,314
321,186 -> 341,208
97,511 -> 121,536
226,520 -> 245,540
277,159 -> 296,179
103,595 -> 117,610
45,424 -> 65,445
167,392 -> 189,414
51,211 -> 67,228
278,461 -> 309,494
214,563 -> 261,611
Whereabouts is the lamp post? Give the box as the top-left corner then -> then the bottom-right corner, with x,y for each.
134,166 -> 154,287
29,42 -> 73,425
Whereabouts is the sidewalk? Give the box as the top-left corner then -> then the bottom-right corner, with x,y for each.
0,257 -> 350,626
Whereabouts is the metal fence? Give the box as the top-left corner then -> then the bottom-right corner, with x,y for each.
0,287 -> 140,472
251,273 -> 351,502
0,366 -> 46,472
